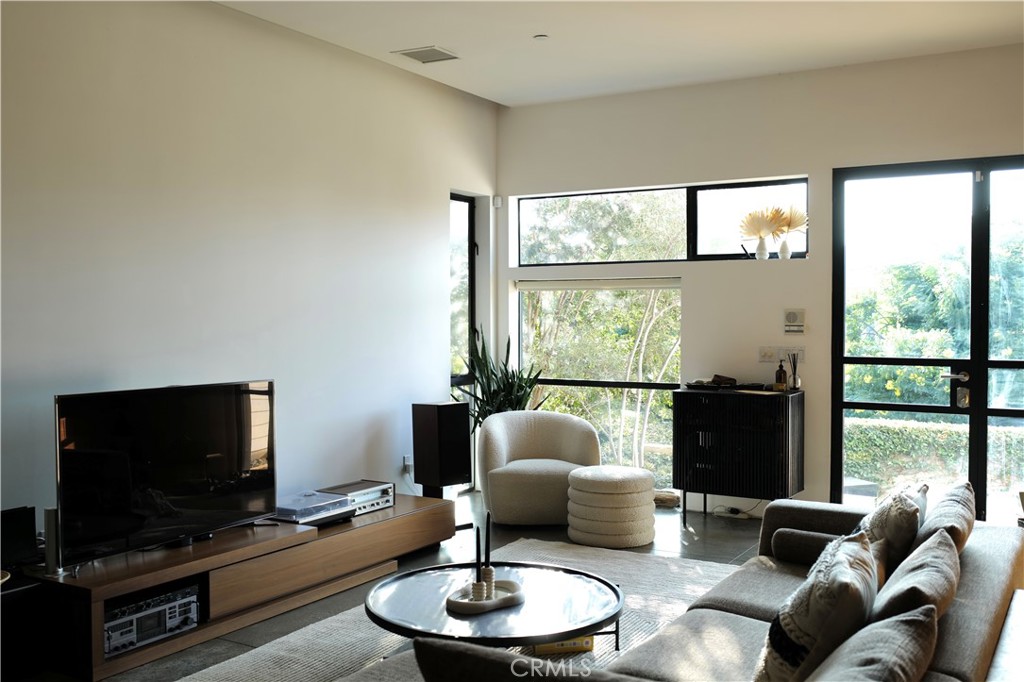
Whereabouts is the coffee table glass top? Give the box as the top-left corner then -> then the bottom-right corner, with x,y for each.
364,561 -> 623,647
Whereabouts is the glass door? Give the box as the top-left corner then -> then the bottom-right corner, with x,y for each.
987,167 -> 1024,523
832,156 -> 1024,523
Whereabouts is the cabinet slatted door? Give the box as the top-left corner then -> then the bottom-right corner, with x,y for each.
672,389 -> 804,521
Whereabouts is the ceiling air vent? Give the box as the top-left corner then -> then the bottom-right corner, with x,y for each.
392,46 -> 459,64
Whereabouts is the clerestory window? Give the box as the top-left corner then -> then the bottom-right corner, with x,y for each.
517,177 -> 808,264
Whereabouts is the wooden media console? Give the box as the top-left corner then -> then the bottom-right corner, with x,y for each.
32,494 -> 455,681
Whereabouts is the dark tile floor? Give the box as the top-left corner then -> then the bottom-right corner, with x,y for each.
35,491 -> 762,682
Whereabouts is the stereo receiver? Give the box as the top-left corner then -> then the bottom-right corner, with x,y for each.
103,584 -> 199,658
318,480 -> 394,516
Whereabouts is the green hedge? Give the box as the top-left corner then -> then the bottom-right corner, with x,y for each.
597,419 -> 1024,496
844,417 -> 1024,491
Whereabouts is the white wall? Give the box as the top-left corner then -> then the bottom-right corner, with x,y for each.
3,2 -> 1020,523
495,45 -> 1024,508
1,2 -> 498,516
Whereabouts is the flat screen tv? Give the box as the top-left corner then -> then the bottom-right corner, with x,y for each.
54,380 -> 276,567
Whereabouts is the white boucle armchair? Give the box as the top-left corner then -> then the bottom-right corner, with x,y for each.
478,410 -> 600,525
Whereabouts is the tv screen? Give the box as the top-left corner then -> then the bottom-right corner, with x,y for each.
54,380 -> 276,567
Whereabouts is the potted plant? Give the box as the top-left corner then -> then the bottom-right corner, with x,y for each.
452,331 -> 547,433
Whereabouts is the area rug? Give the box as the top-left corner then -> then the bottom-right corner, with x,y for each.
178,538 -> 737,682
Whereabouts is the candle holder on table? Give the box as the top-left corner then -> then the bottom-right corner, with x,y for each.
446,513 -> 523,615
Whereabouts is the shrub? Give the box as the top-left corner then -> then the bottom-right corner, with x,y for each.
844,417 -> 1024,493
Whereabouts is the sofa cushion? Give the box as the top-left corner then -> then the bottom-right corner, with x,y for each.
770,530 -> 887,590
771,529 -> 838,566
412,637 -> 644,682
805,604 -> 938,682
928,525 -> 1024,682
607,608 -> 769,682
758,500 -> 867,558
753,532 -> 878,682
912,480 -> 975,553
857,490 -> 920,570
688,555 -> 809,622
872,529 -> 959,623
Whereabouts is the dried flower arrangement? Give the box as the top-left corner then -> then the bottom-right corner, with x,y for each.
739,206 -> 808,240
740,206 -> 808,259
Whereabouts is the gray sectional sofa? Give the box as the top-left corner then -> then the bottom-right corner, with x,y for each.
407,482 -> 1024,682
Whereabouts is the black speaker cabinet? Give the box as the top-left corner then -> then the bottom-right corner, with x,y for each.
1,506 -> 39,568
412,401 -> 471,497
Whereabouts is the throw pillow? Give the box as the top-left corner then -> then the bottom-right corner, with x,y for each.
753,531 -> 878,682
869,538 -> 888,590
912,480 -> 975,553
872,528 -> 960,622
805,604 -> 938,682
901,482 -> 930,527
857,490 -> 920,570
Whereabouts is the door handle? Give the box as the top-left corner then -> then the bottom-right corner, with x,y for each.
940,371 -> 970,382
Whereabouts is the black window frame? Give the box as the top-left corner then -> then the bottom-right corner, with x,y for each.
515,177 -> 809,267
829,154 -> 1024,522
450,193 -> 477,388
517,283 -> 682,392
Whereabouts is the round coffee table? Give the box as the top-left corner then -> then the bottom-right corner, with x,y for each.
364,561 -> 623,648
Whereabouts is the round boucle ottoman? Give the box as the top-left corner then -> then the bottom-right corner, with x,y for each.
567,465 -> 656,548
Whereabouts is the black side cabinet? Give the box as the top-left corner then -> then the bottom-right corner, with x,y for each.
672,388 -> 804,521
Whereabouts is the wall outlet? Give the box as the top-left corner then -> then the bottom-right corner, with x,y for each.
779,346 -> 805,363
402,456 -> 413,473
760,346 -> 805,363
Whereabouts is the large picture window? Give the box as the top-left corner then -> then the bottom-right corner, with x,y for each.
519,280 -> 680,487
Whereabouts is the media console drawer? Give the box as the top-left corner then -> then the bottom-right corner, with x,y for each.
208,542 -> 338,618
209,496 -> 456,619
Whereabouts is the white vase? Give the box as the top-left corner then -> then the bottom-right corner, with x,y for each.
778,236 -> 792,260
755,236 -> 769,260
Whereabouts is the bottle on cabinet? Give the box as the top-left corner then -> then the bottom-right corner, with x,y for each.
774,362 -> 788,391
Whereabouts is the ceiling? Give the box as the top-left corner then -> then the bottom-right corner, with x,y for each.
221,1 -> 1024,107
